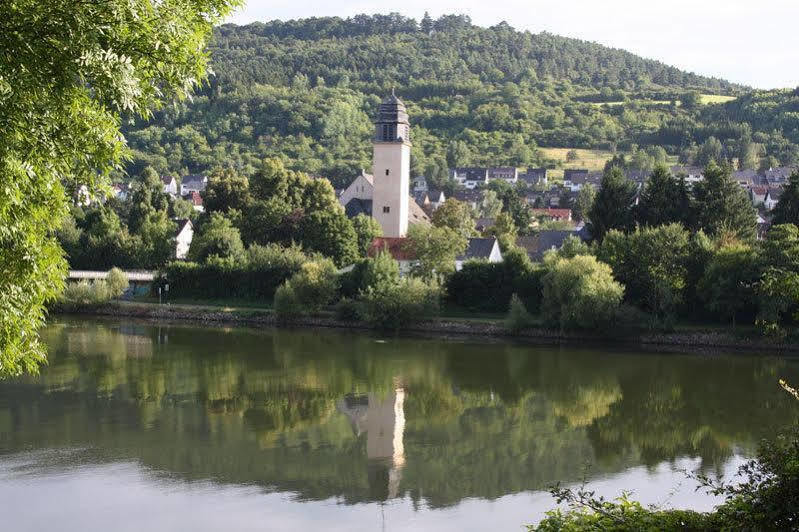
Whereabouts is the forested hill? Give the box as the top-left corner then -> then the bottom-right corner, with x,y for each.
209,15 -> 739,93
122,14 -> 797,187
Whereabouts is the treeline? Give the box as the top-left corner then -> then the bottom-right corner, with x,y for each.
118,14 -> 799,188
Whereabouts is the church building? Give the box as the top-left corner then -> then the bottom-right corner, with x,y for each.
338,92 -> 430,236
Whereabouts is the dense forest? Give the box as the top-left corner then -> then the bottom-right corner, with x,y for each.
121,13 -> 799,187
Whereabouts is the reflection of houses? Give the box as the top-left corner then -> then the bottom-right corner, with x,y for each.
337,388 -> 405,500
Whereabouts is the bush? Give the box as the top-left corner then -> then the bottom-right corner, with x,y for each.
273,283 -> 302,322
334,298 -> 364,322
541,255 -> 624,332
59,268 -> 129,306
505,294 -> 535,333
273,259 -> 339,321
289,260 -> 339,312
105,268 -> 128,298
162,243 -> 314,301
445,247 -> 544,313
361,278 -> 440,331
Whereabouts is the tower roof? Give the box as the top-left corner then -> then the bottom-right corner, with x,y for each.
375,90 -> 409,126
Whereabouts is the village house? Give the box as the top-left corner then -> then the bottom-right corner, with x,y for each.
750,185 -> 768,206
765,187 -> 783,210
412,176 -> 428,192
487,167 -> 519,184
765,167 -> 794,185
186,190 -> 205,212
563,169 -> 589,191
174,218 -> 194,260
670,165 -> 704,186
180,174 -> 208,196
455,238 -> 502,271
448,188 -> 483,209
111,183 -> 129,201
161,175 -> 178,196
450,167 -> 488,189
531,208 -> 572,222
519,167 -> 547,186
515,229 -> 590,262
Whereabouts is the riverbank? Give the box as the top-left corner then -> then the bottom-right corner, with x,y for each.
52,301 -> 799,354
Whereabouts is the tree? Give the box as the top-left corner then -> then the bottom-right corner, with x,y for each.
479,190 -> 504,219
698,243 -> 761,327
757,224 -> 799,332
203,167 -> 251,215
420,11 -> 434,34
695,136 -> 724,166
431,199 -> 475,240
588,167 -> 637,240
636,165 -> 691,227
597,224 -> 691,319
541,255 -> 624,331
566,149 -> 579,162
771,171 -> 799,226
692,161 -> 756,240
486,212 -> 519,250
572,184 -> 596,223
681,90 -> 701,109
351,214 -> 383,257
406,224 -> 468,281
188,213 -> 245,263
1,0 -> 239,374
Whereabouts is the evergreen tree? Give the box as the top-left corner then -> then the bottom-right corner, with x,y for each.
691,162 -> 756,240
588,167 -> 637,240
771,171 -> 799,226
636,165 -> 691,227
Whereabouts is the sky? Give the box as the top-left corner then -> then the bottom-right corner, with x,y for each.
227,0 -> 799,90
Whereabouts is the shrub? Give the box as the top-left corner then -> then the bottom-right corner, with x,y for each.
273,282 -> 302,322
334,298 -> 364,322
162,243 -> 313,301
541,255 -> 624,332
505,294 -> 535,333
445,246 -> 543,313
289,260 -> 339,312
105,268 -> 128,298
273,259 -> 339,321
361,278 -> 440,331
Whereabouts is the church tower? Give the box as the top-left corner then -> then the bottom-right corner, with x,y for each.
372,91 -> 411,238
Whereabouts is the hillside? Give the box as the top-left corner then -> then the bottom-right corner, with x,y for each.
121,13 -> 797,186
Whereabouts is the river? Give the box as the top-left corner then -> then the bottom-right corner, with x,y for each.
1,317 -> 797,531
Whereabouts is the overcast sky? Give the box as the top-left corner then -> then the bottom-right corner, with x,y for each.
227,0 -> 798,90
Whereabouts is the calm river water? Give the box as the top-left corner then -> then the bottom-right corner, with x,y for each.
1,317 -> 798,531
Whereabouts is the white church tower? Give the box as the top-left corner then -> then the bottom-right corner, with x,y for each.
372,91 -> 411,238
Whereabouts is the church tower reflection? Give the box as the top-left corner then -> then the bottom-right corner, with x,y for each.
337,386 -> 405,500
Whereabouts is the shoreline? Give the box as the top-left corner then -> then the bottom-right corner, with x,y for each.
52,301 -> 799,355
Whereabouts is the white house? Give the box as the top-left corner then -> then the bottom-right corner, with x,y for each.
450,167 -> 489,189
455,238 -> 503,271
161,176 -> 178,196
174,218 -> 193,260
765,188 -> 782,210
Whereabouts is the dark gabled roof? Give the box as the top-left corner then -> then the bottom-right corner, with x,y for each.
412,190 -> 429,205
516,230 -> 587,261
344,198 -> 373,218
161,175 -> 175,185
564,169 -> 589,179
427,188 -> 445,200
451,167 -> 488,180
457,238 -> 498,261
182,174 -> 207,185
449,188 -> 482,203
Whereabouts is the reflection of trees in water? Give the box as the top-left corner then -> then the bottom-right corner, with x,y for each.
2,319 -> 799,507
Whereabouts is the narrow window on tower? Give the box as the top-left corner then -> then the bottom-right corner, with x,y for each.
385,169 -> 390,176
382,124 -> 389,140
383,206 -> 390,213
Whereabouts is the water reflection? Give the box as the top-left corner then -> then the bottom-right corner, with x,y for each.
1,317 -> 798,512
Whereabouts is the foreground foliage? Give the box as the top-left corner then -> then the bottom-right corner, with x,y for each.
0,0 -> 239,376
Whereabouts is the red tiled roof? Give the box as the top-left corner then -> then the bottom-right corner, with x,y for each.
189,190 -> 203,206
532,208 -> 572,219
367,237 -> 417,261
